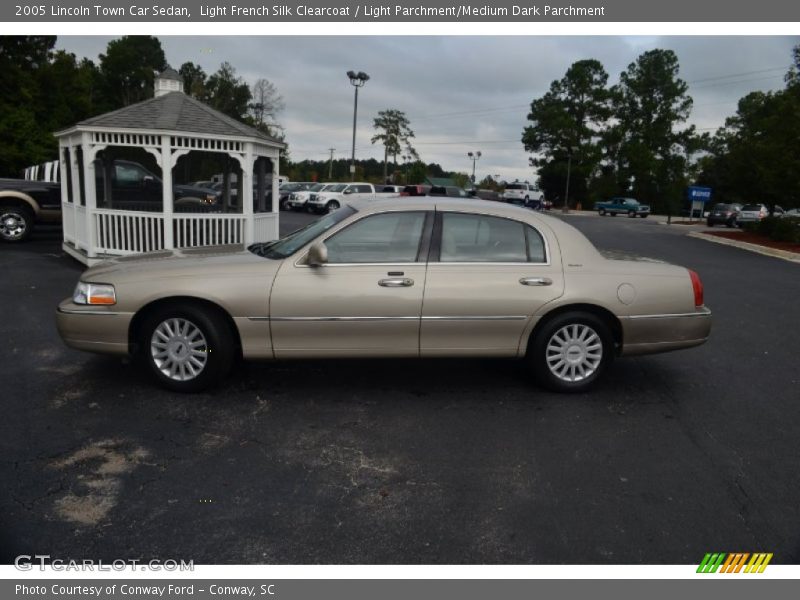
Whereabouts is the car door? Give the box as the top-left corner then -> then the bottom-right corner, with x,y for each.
270,210 -> 432,358
420,210 -> 564,357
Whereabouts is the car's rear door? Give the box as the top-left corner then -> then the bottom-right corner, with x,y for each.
420,210 -> 564,357
270,210 -> 433,358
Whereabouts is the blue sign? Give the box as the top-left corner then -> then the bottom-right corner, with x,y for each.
687,186 -> 712,203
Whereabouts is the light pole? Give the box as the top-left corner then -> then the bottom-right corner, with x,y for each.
467,151 -> 482,184
347,70 -> 369,182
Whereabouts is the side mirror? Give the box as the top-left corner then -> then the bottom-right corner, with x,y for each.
306,241 -> 328,267
143,175 -> 155,186
343,188 -> 353,195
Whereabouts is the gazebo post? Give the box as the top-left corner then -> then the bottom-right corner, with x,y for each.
271,151 -> 280,221
242,144 -> 254,245
81,132 -> 98,258
160,134 -> 174,250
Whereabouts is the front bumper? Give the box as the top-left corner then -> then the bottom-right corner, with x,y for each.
56,299 -> 133,355
619,307 -> 712,356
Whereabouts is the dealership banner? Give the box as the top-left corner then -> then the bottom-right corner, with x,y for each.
4,0 -> 800,22
3,579 -> 799,599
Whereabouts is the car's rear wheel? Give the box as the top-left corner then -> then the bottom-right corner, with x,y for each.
529,311 -> 614,393
628,210 -> 636,218
0,205 -> 34,242
599,208 -> 606,216
326,200 -> 340,213
140,304 -> 235,393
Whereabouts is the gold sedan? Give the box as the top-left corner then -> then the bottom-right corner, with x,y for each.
56,198 -> 711,393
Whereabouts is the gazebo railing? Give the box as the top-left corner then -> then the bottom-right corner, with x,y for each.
95,209 -> 165,255
173,213 -> 246,247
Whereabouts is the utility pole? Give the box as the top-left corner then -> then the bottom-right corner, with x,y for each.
327,148 -> 335,180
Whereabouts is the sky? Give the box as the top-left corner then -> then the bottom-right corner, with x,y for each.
58,36 -> 798,183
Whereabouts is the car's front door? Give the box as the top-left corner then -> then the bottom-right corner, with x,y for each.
420,211 -> 564,357
270,210 -> 432,358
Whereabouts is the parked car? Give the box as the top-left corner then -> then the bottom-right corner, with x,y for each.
56,197 -> 711,394
377,184 -> 404,195
0,178 -> 62,242
596,198 -> 650,218
428,185 -> 471,198
736,203 -> 769,226
502,182 -> 543,207
287,182 -> 333,211
400,185 -> 431,197
307,182 -> 376,214
706,203 -> 742,228
780,208 -> 800,218
278,182 -> 314,211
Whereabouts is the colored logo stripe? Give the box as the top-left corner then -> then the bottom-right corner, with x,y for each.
697,552 -> 773,573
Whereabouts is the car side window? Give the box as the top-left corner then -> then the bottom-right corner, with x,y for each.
325,211 -> 427,264
525,226 -> 547,263
440,213 -> 535,263
356,185 -> 372,193
115,164 -> 146,185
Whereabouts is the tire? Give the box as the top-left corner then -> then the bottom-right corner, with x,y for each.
139,304 -> 235,393
599,209 -> 606,216
528,311 -> 614,393
628,210 -> 636,218
726,219 -> 735,228
326,200 -> 340,213
706,220 -> 713,227
0,205 -> 34,243
610,212 -> 617,217
640,214 -> 648,218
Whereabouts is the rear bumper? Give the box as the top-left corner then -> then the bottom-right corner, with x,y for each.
619,307 -> 712,356
55,299 -> 133,356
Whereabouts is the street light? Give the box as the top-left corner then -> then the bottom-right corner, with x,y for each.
467,151 -> 482,184
347,70 -> 370,182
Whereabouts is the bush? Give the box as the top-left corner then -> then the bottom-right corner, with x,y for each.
770,216 -> 800,243
756,216 -> 780,237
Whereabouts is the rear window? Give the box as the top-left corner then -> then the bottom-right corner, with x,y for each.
741,204 -> 761,211
712,204 -> 731,211
505,184 -> 525,190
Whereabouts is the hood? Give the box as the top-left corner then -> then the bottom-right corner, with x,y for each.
82,244 -> 275,283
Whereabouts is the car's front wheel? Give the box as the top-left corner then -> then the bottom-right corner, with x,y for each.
0,205 -> 34,242
140,304 -> 235,392
528,311 -> 614,393
326,200 -> 340,213
599,208 -> 606,216
628,210 -> 636,218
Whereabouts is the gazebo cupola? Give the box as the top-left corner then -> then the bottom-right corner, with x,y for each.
55,68 -> 286,265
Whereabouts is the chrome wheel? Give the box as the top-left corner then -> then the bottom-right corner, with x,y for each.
150,317 -> 208,382
0,210 -> 28,241
545,323 -> 603,383
326,200 -> 340,213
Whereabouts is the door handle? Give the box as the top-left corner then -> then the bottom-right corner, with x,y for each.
520,276 -> 552,286
379,277 -> 414,287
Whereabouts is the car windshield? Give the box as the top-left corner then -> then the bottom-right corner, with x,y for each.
326,184 -> 348,193
307,183 -> 326,192
248,206 -> 357,260
741,204 -> 761,211
281,183 -> 302,191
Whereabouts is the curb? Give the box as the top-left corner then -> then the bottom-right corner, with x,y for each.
687,231 -> 800,264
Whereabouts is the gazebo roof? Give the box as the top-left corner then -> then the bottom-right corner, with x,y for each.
72,91 -> 285,147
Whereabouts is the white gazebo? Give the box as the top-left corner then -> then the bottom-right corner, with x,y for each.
56,68 -> 286,265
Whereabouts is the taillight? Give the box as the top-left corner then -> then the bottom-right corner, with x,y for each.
688,269 -> 704,307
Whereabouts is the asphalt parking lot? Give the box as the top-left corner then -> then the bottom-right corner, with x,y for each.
2,209 -> 798,565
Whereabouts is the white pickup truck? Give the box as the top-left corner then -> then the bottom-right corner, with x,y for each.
306,182 -> 377,214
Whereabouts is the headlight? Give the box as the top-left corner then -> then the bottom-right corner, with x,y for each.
73,282 -> 116,306
204,194 -> 217,204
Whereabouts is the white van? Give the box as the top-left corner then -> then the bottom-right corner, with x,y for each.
502,182 -> 542,206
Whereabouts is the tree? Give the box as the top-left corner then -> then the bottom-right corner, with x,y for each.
699,47 -> 800,211
522,59 -> 613,206
203,62 -> 251,121
98,36 -> 166,108
179,61 -> 207,98
248,78 -> 285,137
371,109 -> 418,182
610,49 -> 699,214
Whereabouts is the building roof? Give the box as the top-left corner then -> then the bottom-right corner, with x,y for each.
73,92 -> 285,146
158,67 -> 182,81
